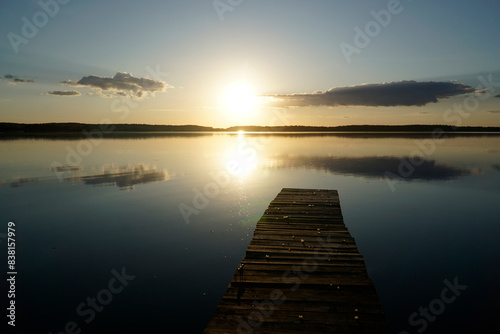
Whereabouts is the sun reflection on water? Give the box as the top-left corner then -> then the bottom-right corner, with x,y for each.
220,132 -> 260,183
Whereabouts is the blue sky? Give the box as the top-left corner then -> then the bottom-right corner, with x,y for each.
1,0 -> 500,127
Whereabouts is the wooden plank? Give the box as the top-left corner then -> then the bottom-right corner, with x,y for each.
203,188 -> 388,334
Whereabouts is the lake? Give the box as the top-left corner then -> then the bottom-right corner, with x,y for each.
1,132 -> 499,333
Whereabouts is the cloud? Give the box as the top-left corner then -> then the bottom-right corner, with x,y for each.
48,90 -> 81,96
61,72 -> 172,98
13,78 -> 34,83
3,74 -> 34,84
495,94 -> 500,98
487,110 -> 500,114
268,81 -> 476,108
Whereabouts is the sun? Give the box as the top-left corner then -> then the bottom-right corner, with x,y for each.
223,83 -> 257,115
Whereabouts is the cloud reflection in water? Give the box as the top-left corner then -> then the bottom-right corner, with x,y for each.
68,164 -> 169,190
265,155 -> 470,181
0,177 -> 39,188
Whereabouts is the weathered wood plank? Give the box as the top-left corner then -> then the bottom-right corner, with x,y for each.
204,188 -> 388,334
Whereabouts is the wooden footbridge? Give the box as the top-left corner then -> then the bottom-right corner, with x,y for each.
204,188 -> 388,333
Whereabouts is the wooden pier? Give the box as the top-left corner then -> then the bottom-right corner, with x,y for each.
204,188 -> 388,334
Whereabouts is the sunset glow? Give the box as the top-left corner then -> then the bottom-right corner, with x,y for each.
1,1 -> 498,127
223,83 -> 257,115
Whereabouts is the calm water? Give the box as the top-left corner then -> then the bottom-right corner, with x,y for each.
1,133 -> 499,333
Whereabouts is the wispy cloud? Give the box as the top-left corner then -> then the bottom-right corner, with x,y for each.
61,72 -> 172,98
4,74 -> 34,84
268,81 -> 476,108
47,90 -> 81,97
487,110 -> 500,114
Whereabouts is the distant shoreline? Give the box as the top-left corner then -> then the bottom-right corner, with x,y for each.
1,122 -> 500,134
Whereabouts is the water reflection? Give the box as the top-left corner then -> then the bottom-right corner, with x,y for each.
2,164 -> 168,190
52,165 -> 83,172
0,177 -> 38,188
67,164 -> 169,190
1,135 -> 499,333
265,155 -> 470,180
219,133 -> 260,182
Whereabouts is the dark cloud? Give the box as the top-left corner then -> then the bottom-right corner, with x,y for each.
13,78 -> 34,83
48,90 -> 81,96
495,94 -> 500,98
265,155 -> 470,181
487,110 -> 500,114
268,81 -> 476,108
62,72 -> 172,98
3,74 -> 34,84
493,164 -> 500,171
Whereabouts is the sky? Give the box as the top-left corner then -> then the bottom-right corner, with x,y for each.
1,0 -> 500,127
